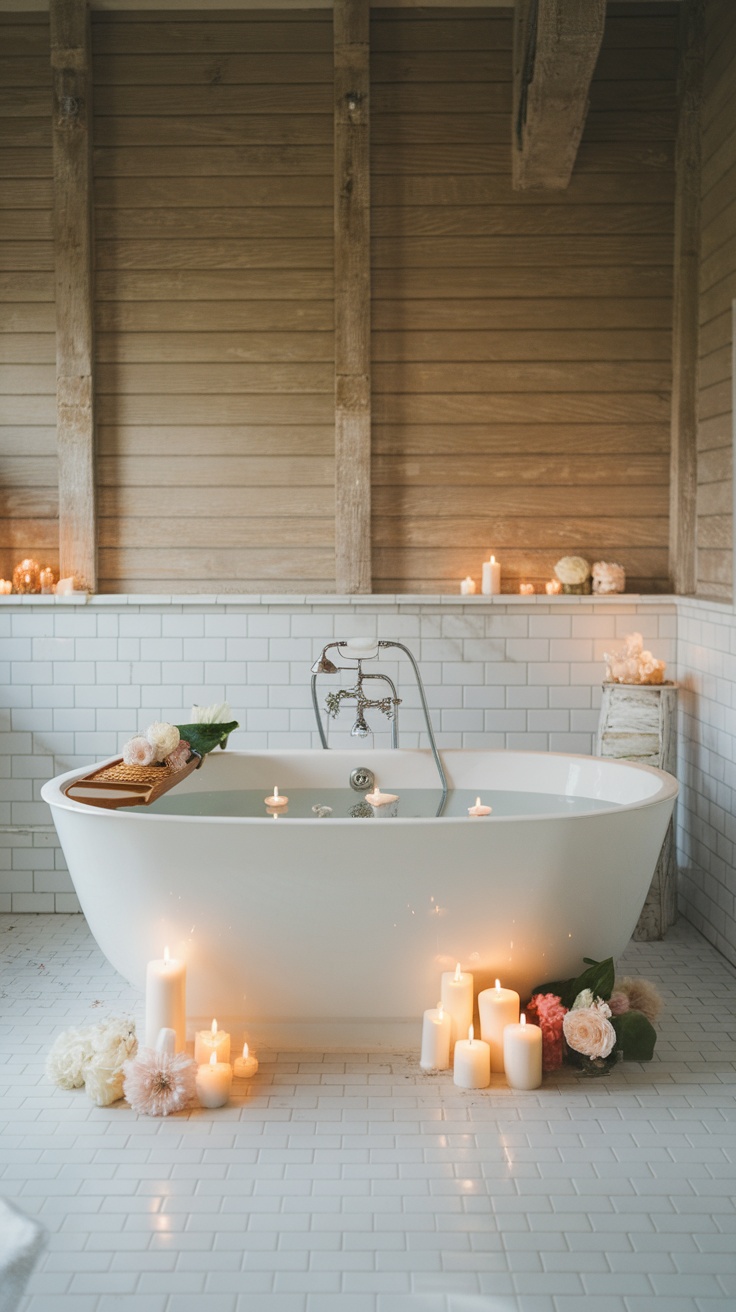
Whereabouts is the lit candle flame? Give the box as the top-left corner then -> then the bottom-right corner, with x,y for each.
468,1024 -> 474,1044
437,1002 -> 443,1020
211,1019 -> 218,1036
521,1015 -> 527,1027
475,797 -> 481,809
242,1043 -> 249,1060
163,945 -> 170,965
454,962 -> 462,982
209,1051 -> 217,1066
273,786 -> 279,800
495,978 -> 501,991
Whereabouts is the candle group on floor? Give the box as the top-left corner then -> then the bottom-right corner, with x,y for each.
145,947 -> 259,1111
421,964 -> 542,1090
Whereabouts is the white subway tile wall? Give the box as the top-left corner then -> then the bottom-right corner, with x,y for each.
4,594 -> 733,972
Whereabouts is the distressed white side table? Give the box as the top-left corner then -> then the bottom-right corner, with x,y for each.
596,682 -> 678,941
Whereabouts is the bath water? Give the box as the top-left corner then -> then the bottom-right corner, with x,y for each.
133,788 -> 620,819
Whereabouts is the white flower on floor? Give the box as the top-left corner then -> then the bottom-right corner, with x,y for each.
123,1048 -> 197,1117
145,721 -> 180,762
46,1025 -> 93,1089
46,1015 -> 138,1103
122,735 -> 156,768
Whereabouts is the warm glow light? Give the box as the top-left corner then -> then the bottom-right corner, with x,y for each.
495,978 -> 501,991
520,1015 -> 527,1027
454,962 -> 462,982
468,1024 -> 474,1044
242,1043 -> 249,1060
209,1051 -> 217,1067
437,1002 -> 444,1020
211,1019 -> 218,1035
163,945 -> 170,965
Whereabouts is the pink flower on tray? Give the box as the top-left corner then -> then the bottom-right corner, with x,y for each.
166,740 -> 191,772
122,736 -> 156,768
563,1002 -> 616,1060
527,992 -> 567,1072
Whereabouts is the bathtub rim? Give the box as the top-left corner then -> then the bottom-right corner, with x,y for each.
41,747 -> 679,825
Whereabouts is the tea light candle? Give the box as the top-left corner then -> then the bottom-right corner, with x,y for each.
0,580 -> 12,595
233,1042 -> 259,1079
145,946 -> 186,1052
196,1051 -> 232,1108
365,787 -> 398,806
519,582 -> 535,596
39,567 -> 55,594
265,785 -> 288,808
460,576 -> 476,595
503,1015 -> 543,1090
420,1001 -> 452,1071
545,579 -> 562,595
481,555 -> 501,596
194,1018 -> 231,1065
467,796 -> 492,817
155,1027 -> 176,1057
453,1025 -> 490,1089
440,962 -> 474,1049
478,978 -> 520,1073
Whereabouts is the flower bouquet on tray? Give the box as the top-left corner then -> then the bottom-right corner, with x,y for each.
527,956 -> 662,1076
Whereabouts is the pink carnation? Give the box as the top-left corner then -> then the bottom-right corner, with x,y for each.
123,1048 -> 197,1117
122,736 -> 156,767
166,740 -> 191,772
527,992 -> 567,1072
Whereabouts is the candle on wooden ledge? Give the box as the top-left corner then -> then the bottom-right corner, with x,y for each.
453,1024 -> 490,1089
440,962 -> 474,1050
519,582 -> 535,596
460,576 -> 476,595
196,1050 -> 232,1108
481,554 -> 501,596
478,978 -> 520,1073
39,567 -> 55,594
467,797 -> 492,817
503,1014 -> 543,1090
420,1000 -> 451,1071
0,580 -> 12,595
233,1042 -> 259,1079
545,579 -> 562,595
145,945 -> 186,1052
365,787 -> 398,807
13,558 -> 40,594
194,1018 -> 231,1066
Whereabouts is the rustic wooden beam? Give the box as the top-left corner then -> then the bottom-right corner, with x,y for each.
50,0 -> 97,591
669,0 -> 704,597
334,0 -> 371,594
512,0 -> 606,192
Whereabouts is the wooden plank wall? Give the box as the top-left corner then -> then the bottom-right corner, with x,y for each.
370,3 -> 677,594
92,9 -> 335,592
0,13 -> 58,581
696,0 -> 736,600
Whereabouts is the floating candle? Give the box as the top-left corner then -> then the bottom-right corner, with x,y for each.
145,946 -> 186,1053
233,1042 -> 259,1079
460,576 -> 476,595
453,1024 -> 491,1089
420,1000 -> 452,1071
478,978 -> 520,1074
481,555 -> 501,596
365,787 -> 398,807
194,1018 -> 231,1066
503,1014 -> 543,1090
264,785 -> 288,808
467,797 -> 492,817
196,1051 -> 232,1108
440,962 -> 474,1051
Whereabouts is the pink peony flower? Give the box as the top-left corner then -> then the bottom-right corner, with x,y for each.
122,736 -> 156,768
166,740 -> 191,772
563,1006 -> 616,1060
123,1048 -> 197,1117
527,992 -> 568,1073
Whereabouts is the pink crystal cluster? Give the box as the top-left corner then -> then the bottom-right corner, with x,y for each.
603,631 -> 666,685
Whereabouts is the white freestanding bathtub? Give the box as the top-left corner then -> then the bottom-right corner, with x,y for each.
42,749 -> 677,1048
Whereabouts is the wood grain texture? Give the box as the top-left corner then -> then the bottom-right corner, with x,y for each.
334,0 -> 371,593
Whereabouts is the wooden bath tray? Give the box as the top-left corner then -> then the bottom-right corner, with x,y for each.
64,753 -> 203,809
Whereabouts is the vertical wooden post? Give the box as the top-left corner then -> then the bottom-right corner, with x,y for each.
334,0 -> 371,594
669,0 -> 704,597
50,0 -> 97,592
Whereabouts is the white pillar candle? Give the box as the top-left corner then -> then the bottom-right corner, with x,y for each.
481,555 -> 501,595
467,796 -> 492,816
478,978 -> 520,1073
453,1025 -> 490,1089
233,1042 -> 259,1079
460,576 -> 476,595
503,1015 -> 543,1090
145,946 -> 186,1052
420,1001 -> 452,1071
194,1018 -> 231,1066
155,1027 -> 176,1057
440,963 -> 474,1050
196,1051 -> 232,1108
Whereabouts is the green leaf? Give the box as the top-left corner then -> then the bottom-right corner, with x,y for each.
611,1009 -> 656,1062
174,721 -> 239,757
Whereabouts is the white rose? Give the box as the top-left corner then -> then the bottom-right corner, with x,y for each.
145,722 -> 180,762
572,988 -> 594,1010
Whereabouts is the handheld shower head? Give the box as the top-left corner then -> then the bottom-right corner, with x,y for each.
311,653 -> 339,675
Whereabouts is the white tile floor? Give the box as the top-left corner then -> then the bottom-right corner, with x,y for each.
1,914 -> 735,1312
